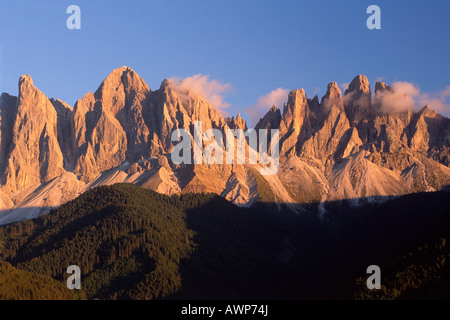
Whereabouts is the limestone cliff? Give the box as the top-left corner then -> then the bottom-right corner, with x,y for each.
0,69 -> 449,225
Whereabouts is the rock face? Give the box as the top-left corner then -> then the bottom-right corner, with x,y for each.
226,113 -> 247,130
0,68 -> 449,224
0,93 -> 17,174
73,67 -> 145,181
321,82 -> 344,112
371,110 -> 413,153
372,81 -> 393,115
255,105 -> 281,131
300,105 -> 350,163
1,75 -> 66,195
51,98 -> 75,169
279,89 -> 310,155
344,75 -> 372,126
149,78 -> 230,153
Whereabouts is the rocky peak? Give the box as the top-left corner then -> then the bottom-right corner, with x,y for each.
18,75 -> 40,106
408,105 -> 449,154
320,81 -> 344,112
94,66 -> 150,114
308,95 -> 320,110
344,75 -> 372,125
255,105 -> 282,131
226,113 -> 247,130
145,73 -> 231,156
159,76 -> 226,126
280,89 -> 310,155
347,75 -> 370,93
281,89 -> 308,132
285,89 -> 307,112
1,74 -> 65,194
418,105 -> 436,118
309,82 -> 344,129
18,74 -> 33,87
16,74 -> 59,135
372,81 -> 393,116
160,79 -> 172,90
375,81 -> 392,94
327,81 -> 341,94
73,67 -> 153,180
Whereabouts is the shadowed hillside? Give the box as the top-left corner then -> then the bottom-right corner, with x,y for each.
0,261 -> 77,300
0,184 -> 449,299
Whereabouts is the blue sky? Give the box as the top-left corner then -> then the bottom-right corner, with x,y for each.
1,0 -> 449,124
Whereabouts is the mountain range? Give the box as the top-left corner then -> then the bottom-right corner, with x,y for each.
0,66 -> 449,224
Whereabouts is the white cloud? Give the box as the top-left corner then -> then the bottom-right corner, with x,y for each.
417,85 -> 450,115
375,81 -> 450,115
168,74 -> 233,113
341,82 -> 350,93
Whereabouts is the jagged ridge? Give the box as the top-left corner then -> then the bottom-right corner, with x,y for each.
0,68 -> 449,224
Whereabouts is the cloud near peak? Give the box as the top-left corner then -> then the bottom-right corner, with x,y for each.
165,75 -> 449,121
168,74 -> 233,114
376,81 -> 450,115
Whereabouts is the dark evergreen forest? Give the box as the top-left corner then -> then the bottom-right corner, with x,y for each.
0,184 -> 449,299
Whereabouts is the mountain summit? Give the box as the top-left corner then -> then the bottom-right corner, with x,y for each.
0,68 -> 449,224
